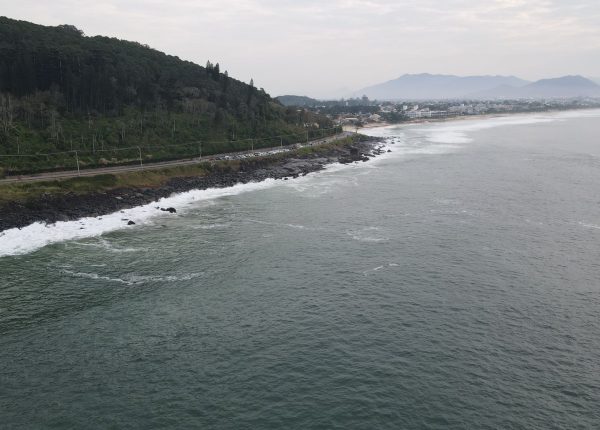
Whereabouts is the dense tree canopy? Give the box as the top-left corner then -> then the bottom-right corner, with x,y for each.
0,17 -> 333,174
1,17 -> 274,115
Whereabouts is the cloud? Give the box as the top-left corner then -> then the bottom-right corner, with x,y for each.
2,0 -> 599,97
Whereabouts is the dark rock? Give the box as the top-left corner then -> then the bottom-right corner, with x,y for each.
127,220 -> 136,225
0,137 -> 385,232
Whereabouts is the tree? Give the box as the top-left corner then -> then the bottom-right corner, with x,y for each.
0,16 -> 334,172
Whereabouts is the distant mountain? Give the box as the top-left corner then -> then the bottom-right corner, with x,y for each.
355,73 -> 530,100
472,75 -> 600,99
521,75 -> 600,98
276,95 -> 319,107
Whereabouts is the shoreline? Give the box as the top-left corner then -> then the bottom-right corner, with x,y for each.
0,137 -> 384,233
356,107 -> 600,131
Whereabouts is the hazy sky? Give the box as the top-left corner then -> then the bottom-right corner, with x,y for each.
3,0 -> 600,97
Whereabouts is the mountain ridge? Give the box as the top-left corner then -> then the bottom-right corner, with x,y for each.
355,74 -> 530,100
470,75 -> 600,99
355,73 -> 600,100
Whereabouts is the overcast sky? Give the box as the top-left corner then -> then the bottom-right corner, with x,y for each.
3,0 -> 600,98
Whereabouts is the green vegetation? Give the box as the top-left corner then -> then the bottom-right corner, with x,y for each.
0,17 -> 334,175
0,164 -> 210,204
294,135 -> 368,156
0,135 -> 365,204
276,95 -> 320,107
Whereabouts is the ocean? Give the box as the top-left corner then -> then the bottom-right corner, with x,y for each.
1,110 -> 600,428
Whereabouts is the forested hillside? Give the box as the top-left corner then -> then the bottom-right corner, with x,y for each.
276,95 -> 320,107
0,17 -> 333,174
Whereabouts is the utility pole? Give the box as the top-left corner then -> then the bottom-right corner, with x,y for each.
199,141 -> 202,158
138,147 -> 143,167
280,137 -> 283,147
75,151 -> 80,176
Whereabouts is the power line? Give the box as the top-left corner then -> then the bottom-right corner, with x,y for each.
0,127 -> 345,175
0,126 -> 341,158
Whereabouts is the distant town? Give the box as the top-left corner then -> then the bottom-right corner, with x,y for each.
277,96 -> 600,128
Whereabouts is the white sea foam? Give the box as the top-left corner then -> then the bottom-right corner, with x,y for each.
0,179 -> 281,257
60,268 -> 204,285
361,110 -> 600,164
364,111 -> 595,147
419,116 -> 556,145
71,237 -> 147,253
579,222 -> 600,230
552,109 -> 600,119
363,263 -> 400,276
189,223 -> 231,230
247,218 -> 323,231
346,227 -> 389,243
126,272 -> 204,283
426,131 -> 471,144
0,160 -> 358,257
61,269 -> 133,285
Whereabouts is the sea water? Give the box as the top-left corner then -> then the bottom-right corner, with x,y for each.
1,110 -> 599,428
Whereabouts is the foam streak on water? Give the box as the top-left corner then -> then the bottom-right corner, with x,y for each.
1,179 -> 283,257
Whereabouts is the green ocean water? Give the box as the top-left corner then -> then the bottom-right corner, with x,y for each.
1,111 -> 600,429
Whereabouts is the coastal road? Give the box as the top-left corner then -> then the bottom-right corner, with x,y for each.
0,132 -> 355,184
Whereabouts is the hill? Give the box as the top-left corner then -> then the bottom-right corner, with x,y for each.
355,74 -> 530,100
471,75 -> 600,99
0,17 -> 332,174
521,75 -> 600,98
276,95 -> 320,107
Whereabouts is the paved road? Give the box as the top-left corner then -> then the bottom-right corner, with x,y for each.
0,132 -> 354,184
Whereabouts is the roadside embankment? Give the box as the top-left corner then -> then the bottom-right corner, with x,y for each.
0,135 -> 384,232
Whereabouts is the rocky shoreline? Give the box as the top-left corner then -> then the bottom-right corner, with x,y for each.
0,138 -> 385,232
